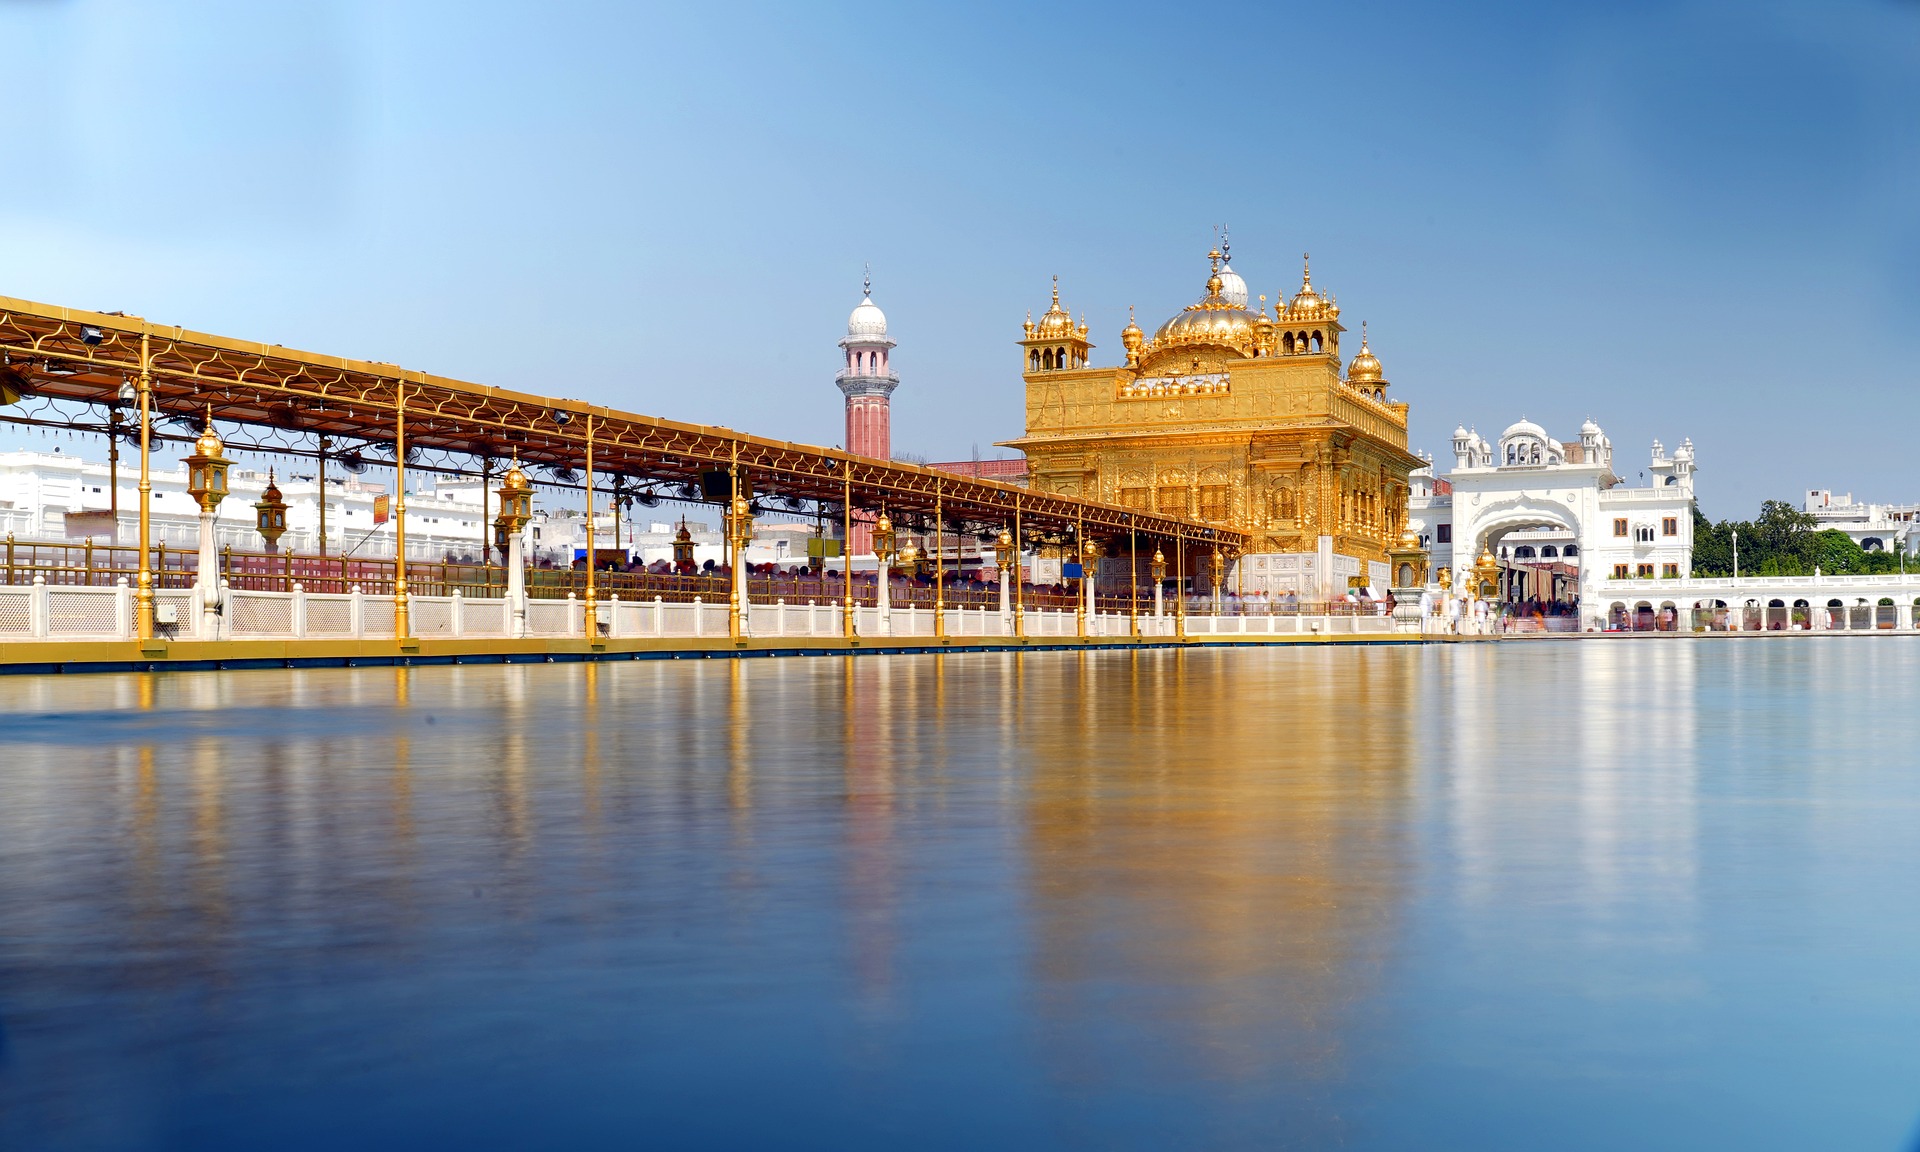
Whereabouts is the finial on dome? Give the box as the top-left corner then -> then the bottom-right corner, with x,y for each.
1220,224 -> 1230,263
1051,275 -> 1059,307
1361,319 -> 1368,347
863,262 -> 871,298
1301,252 -> 1312,289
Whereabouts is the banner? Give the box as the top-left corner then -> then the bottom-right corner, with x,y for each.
373,494 -> 390,525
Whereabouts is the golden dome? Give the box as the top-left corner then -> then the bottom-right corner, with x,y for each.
1347,323 -> 1384,384
260,468 -> 282,505
501,456 -> 531,491
1032,276 -> 1076,339
192,410 -> 226,460
1287,253 -> 1325,313
1138,249 -> 1262,371
1120,305 -> 1143,344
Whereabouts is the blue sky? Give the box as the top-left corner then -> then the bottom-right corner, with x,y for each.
2,0 -> 1915,518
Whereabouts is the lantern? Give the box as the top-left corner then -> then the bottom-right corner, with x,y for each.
1150,548 -> 1167,585
253,468 -> 288,553
184,410 -> 230,514
494,458 -> 533,555
873,512 -> 896,562
672,518 -> 696,573
996,528 -> 1014,571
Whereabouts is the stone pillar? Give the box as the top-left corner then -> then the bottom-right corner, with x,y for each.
197,509 -> 220,638
1316,534 -> 1336,604
507,526 -> 528,638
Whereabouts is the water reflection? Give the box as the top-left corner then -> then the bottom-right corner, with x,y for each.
3,646 -> 1920,1149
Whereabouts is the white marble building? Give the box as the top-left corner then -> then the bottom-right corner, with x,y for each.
1802,490 -> 1918,553
1411,418 -> 1697,629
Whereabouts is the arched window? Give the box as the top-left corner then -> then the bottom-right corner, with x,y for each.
1030,350 -> 1040,371
1311,331 -> 1324,352
1563,544 -> 1579,557
1541,545 -> 1558,558
1282,332 -> 1295,354
1863,537 -> 1885,552
1515,545 -> 1536,559
1530,443 -> 1541,464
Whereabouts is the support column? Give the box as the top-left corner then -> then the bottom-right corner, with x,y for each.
842,463 -> 856,638
934,484 -> 946,638
196,509 -> 219,638
1129,522 -> 1139,639
1074,518 -> 1087,640
1012,497 -> 1025,638
134,333 -> 155,640
507,527 -> 527,637
393,382 -> 411,640
585,415 -> 599,639
1176,533 -> 1186,639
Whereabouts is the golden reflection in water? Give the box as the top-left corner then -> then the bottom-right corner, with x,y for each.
1022,649 -> 1416,1092
726,659 -> 751,817
583,662 -> 603,831
190,735 -> 229,933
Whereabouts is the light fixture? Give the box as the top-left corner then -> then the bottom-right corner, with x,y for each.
79,326 -> 104,346
551,408 -> 574,425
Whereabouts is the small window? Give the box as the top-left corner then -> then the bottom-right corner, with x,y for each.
1563,544 -> 1578,557
1613,518 -> 1628,537
1635,525 -> 1655,543
1636,563 -> 1654,578
1437,524 -> 1452,544
1613,563 -> 1630,579
1662,517 -> 1678,536
1662,563 -> 1680,578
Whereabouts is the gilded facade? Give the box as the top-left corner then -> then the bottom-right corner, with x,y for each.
1001,245 -> 1423,588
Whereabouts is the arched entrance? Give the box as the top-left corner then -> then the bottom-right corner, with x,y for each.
1464,504 -> 1584,630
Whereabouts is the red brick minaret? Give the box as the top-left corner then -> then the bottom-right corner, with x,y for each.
837,271 -> 898,555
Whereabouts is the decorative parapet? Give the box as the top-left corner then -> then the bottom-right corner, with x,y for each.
1117,372 -> 1229,401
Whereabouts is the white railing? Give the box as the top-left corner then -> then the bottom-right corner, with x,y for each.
0,578 -> 1405,645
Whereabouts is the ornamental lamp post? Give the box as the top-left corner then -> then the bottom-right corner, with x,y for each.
996,527 -> 1015,624
1080,536 -> 1100,636
253,469 -> 288,554
1151,548 -> 1167,619
1209,549 -> 1225,616
184,410 -> 230,636
728,492 -> 753,637
1731,528 -> 1739,582
495,457 -> 534,637
672,518 -> 696,574
874,511 -> 896,634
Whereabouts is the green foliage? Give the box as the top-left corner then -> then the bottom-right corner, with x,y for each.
1690,499 -> 1904,577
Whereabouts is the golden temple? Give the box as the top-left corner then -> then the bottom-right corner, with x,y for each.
1003,243 -> 1423,593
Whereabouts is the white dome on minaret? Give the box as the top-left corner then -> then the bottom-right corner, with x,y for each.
843,268 -> 893,343
847,295 -> 888,339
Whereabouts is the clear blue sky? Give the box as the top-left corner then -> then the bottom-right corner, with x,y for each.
2,0 -> 1915,519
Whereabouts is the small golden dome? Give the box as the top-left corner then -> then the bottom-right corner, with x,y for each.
1032,276 -> 1076,339
260,468 -> 282,504
1347,323 -> 1384,384
192,411 -> 225,460
675,520 -> 693,543
501,456 -> 531,491
1121,305 -> 1143,344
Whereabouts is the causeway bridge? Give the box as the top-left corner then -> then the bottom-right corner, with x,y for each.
0,294 -> 1434,671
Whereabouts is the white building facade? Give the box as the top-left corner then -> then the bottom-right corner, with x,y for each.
1411,418 -> 1697,630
